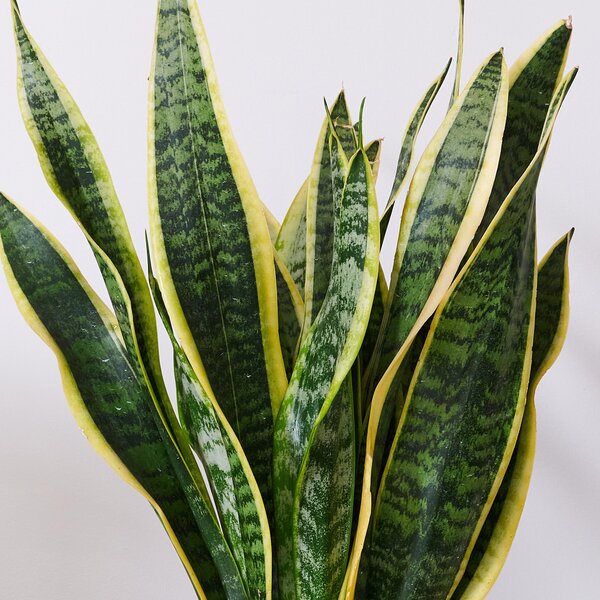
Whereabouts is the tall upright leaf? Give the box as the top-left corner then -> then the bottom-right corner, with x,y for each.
148,0 -> 287,509
380,59 -> 451,241
363,70 -> 574,599
274,150 -> 379,599
356,53 -> 509,526
473,19 -> 572,245
0,195 -> 246,600
149,264 -> 272,599
455,230 -> 573,600
303,92 -> 355,335
368,51 -> 508,393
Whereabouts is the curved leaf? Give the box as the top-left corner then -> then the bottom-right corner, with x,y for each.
0,194 -> 246,600
367,131 -> 539,600
275,179 -> 309,297
274,150 -> 379,599
149,264 -> 272,599
11,0 -> 212,540
275,251 -> 305,379
455,230 -> 573,600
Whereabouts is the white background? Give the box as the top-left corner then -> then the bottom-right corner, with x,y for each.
0,1 -> 598,599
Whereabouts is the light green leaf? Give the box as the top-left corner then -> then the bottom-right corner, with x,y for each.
295,378 -> 355,600
275,179 -> 310,298
274,150 -> 380,599
354,54 -> 509,536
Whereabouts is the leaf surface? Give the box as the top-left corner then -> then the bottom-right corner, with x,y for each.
149,0 -> 287,510
473,19 -> 572,246
380,59 -> 451,241
274,150 -> 379,599
455,230 -> 573,600
0,195 -> 246,600
149,264 -> 271,599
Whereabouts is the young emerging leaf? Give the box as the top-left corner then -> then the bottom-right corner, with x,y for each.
274,149 -> 379,599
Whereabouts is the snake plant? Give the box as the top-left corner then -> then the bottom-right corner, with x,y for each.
0,1 -> 575,599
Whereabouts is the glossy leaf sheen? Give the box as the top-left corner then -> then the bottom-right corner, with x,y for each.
274,151 -> 379,599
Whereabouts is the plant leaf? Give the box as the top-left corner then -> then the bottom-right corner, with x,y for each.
449,0 -> 465,108
363,70 -> 575,599
0,195 -> 246,600
12,1 -> 216,531
473,19 -> 572,246
11,2 -> 174,429
295,378 -> 355,600
275,179 -> 310,297
303,92 -> 354,335
274,150 -> 380,599
454,230 -> 573,600
275,251 -> 305,379
148,260 -> 272,599
367,50 -> 508,395
148,0 -> 288,510
380,59 -> 451,241
356,55 -> 510,525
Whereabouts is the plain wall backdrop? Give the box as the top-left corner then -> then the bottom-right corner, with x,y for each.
0,1 -> 598,598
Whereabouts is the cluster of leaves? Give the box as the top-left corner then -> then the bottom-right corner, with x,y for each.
0,1 -> 575,599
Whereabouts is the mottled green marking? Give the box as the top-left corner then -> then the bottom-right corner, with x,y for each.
367,134 -> 545,600
454,230 -> 573,599
473,21 -> 571,246
0,195 -> 246,600
276,179 -> 309,298
275,254 -> 304,379
381,59 -> 451,241
295,379 -> 355,600
151,0 -> 278,508
274,151 -> 379,599
149,267 -> 268,599
373,52 -> 506,387
303,92 -> 355,334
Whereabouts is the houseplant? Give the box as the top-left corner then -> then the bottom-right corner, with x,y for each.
0,0 -> 575,598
